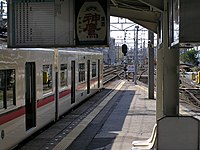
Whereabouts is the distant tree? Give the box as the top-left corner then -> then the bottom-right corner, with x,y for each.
180,49 -> 199,66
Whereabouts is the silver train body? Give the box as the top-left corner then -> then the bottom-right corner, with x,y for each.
0,48 -> 103,150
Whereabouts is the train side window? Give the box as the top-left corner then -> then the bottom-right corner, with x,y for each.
92,62 -> 97,78
79,63 -> 85,83
43,64 -> 53,94
60,64 -> 68,88
0,69 -> 16,109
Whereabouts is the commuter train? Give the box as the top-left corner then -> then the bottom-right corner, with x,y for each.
0,48 -> 103,150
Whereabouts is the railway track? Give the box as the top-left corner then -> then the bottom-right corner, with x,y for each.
180,89 -> 200,107
179,77 -> 200,109
137,73 -> 200,109
180,77 -> 200,89
103,65 -> 123,84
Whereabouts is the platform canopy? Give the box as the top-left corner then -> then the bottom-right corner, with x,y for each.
110,0 -> 163,33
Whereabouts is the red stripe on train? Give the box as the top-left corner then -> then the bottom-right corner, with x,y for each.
59,89 -> 71,98
77,82 -> 86,90
0,96 -> 54,125
0,107 -> 25,126
0,90 -> 72,125
91,77 -> 98,84
37,96 -> 54,108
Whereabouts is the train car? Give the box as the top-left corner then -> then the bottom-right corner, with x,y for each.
0,48 -> 103,150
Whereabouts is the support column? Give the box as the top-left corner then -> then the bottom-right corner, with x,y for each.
156,45 -> 164,119
148,31 -> 154,99
156,0 -> 179,120
163,48 -> 179,116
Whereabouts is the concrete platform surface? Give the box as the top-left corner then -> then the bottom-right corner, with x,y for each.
68,80 -> 156,150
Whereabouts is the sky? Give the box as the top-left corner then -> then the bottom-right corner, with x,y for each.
110,16 -> 157,49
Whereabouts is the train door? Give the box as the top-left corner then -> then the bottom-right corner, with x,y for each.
55,72 -> 59,121
25,62 -> 36,131
98,59 -> 100,88
71,61 -> 75,104
87,60 -> 90,94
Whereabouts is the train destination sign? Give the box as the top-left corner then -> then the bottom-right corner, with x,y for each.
75,0 -> 109,46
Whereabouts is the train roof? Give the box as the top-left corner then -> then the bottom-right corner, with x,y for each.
0,46 -> 102,54
0,40 -> 103,53
58,48 -> 102,54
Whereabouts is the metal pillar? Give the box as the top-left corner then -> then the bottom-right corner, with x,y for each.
134,26 -> 139,84
148,31 -> 154,99
156,0 -> 179,120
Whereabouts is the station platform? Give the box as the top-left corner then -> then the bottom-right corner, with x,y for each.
19,80 -> 156,150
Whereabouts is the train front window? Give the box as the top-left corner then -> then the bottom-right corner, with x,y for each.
43,65 -> 53,94
92,62 -> 97,78
0,69 -> 16,109
60,64 -> 68,88
79,63 -> 85,82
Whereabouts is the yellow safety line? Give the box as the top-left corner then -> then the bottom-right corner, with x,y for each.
135,85 -> 157,98
53,81 -> 126,150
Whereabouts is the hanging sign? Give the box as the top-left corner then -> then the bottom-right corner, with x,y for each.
75,0 -> 109,46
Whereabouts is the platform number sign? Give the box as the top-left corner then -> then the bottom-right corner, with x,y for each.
75,0 -> 109,46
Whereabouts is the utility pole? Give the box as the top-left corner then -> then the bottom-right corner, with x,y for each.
148,31 -> 154,99
134,26 -> 139,84
118,44 -> 120,64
